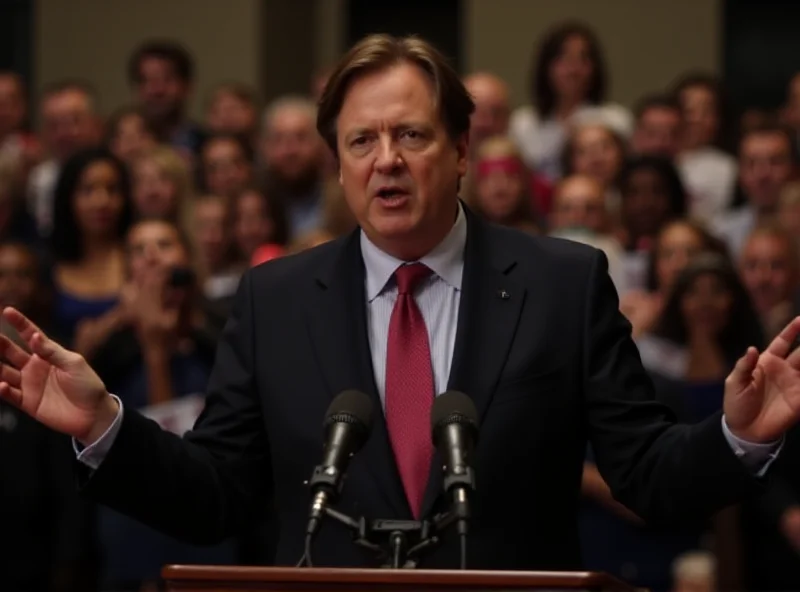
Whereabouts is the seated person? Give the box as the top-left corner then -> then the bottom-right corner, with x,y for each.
88,218 -> 235,591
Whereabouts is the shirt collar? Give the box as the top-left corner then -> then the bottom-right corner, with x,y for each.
361,202 -> 467,302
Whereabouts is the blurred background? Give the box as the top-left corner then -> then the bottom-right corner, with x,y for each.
4,0 -> 800,591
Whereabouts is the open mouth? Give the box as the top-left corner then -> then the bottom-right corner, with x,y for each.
375,187 -> 410,208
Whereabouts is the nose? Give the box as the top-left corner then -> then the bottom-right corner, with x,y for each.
374,136 -> 402,174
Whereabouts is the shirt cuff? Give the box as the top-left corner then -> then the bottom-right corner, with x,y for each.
72,395 -> 124,470
721,414 -> 783,477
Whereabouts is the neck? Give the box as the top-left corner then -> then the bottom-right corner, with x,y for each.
81,237 -> 120,262
371,202 -> 460,261
554,98 -> 582,120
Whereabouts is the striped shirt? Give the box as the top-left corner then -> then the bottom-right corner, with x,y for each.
361,204 -> 467,408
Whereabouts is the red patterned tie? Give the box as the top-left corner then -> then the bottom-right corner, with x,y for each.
385,262 -> 434,518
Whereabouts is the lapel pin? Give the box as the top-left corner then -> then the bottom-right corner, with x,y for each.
497,289 -> 510,300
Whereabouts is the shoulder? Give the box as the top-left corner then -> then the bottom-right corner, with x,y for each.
509,106 -> 541,132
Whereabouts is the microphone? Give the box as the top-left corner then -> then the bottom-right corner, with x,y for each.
305,390 -> 374,538
431,391 -> 479,543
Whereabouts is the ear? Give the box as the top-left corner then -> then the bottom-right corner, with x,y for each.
456,131 -> 469,177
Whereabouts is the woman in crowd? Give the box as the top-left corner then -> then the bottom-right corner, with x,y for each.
106,106 -> 157,167
673,73 -> 737,222
470,136 -> 540,234
131,145 -> 194,227
49,148 -> 134,347
510,21 -> 632,181
88,218 -> 234,591
231,188 -> 288,263
621,219 -> 724,338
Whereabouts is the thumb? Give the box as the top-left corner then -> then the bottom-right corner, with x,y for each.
30,332 -> 75,368
727,346 -> 759,394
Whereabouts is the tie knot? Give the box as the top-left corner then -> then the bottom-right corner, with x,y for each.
394,263 -> 432,295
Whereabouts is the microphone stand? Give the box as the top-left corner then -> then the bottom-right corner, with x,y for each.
311,504 -> 464,569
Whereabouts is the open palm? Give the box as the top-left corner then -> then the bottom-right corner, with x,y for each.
0,307 -> 109,440
725,316 -> 800,443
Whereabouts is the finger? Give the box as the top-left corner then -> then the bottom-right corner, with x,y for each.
788,339 -> 800,369
2,307 -> 46,344
0,333 -> 31,368
727,347 -> 759,391
0,381 -> 22,407
0,363 -> 21,389
29,332 -> 74,368
766,316 -> 800,359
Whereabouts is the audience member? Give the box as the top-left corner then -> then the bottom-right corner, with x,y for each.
205,82 -> 259,143
463,72 -> 511,158
131,145 -> 194,226
260,95 -> 328,239
106,105 -> 157,167
28,80 -> 101,236
199,133 -> 254,201
510,21 -> 632,181
128,40 -> 204,159
712,124 -> 795,258
631,93 -> 682,160
0,71 -> 40,172
673,73 -> 737,223
232,188 -> 287,262
50,148 -> 133,348
89,218 -> 235,591
193,193 -> 244,308
470,136 -> 539,234
739,224 -> 798,340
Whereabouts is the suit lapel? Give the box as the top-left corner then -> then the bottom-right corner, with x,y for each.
306,231 -> 410,517
421,211 -> 527,517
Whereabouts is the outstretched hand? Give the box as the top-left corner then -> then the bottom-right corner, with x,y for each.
725,316 -> 800,443
0,307 -> 117,444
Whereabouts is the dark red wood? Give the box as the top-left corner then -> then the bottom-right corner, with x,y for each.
162,565 -> 638,592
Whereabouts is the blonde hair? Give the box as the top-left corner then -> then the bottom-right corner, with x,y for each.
134,145 -> 195,231
475,135 -> 523,161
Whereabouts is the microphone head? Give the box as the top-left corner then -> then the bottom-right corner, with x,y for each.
430,390 -> 479,446
324,390 -> 374,445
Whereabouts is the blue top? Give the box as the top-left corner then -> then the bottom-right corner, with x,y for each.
53,289 -> 117,345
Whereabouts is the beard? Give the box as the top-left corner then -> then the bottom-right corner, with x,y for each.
264,162 -> 321,198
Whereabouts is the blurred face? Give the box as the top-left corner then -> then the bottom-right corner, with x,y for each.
464,74 -> 510,151
655,223 -> 704,293
0,245 -> 36,311
571,125 -> 623,188
135,57 -> 189,123
41,89 -> 97,162
207,90 -> 257,137
551,175 -> 606,232
234,190 -> 274,258
127,220 -> 190,286
262,105 -> 322,185
73,160 -> 125,238
133,158 -> 178,219
337,63 -> 468,260
740,234 -> 795,314
550,34 -> 594,104
680,273 -> 732,336
679,85 -> 719,150
622,168 -> 673,238
202,137 -> 252,199
0,74 -> 25,139
779,199 -> 800,236
111,113 -> 156,165
474,155 -> 526,223
194,199 -> 229,271
632,107 -> 681,158
740,133 -> 793,211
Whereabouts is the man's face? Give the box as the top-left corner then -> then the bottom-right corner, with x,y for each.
262,106 -> 322,186
464,74 -> 510,153
739,132 -> 793,211
0,75 -> 25,139
40,89 -> 97,162
632,106 -> 681,158
135,57 -> 189,124
551,175 -> 607,233
740,233 -> 796,314
336,62 -> 467,260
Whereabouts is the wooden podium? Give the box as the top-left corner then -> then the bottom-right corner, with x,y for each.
162,566 -> 638,591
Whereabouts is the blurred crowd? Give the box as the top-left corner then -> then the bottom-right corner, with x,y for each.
2,19 -> 800,592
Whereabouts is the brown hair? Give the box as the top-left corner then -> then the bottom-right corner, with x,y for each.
316,34 -> 474,156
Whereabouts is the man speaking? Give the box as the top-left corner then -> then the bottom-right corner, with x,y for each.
3,34 -> 800,570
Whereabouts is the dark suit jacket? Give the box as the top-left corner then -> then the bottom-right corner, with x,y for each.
79,209 -> 758,570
